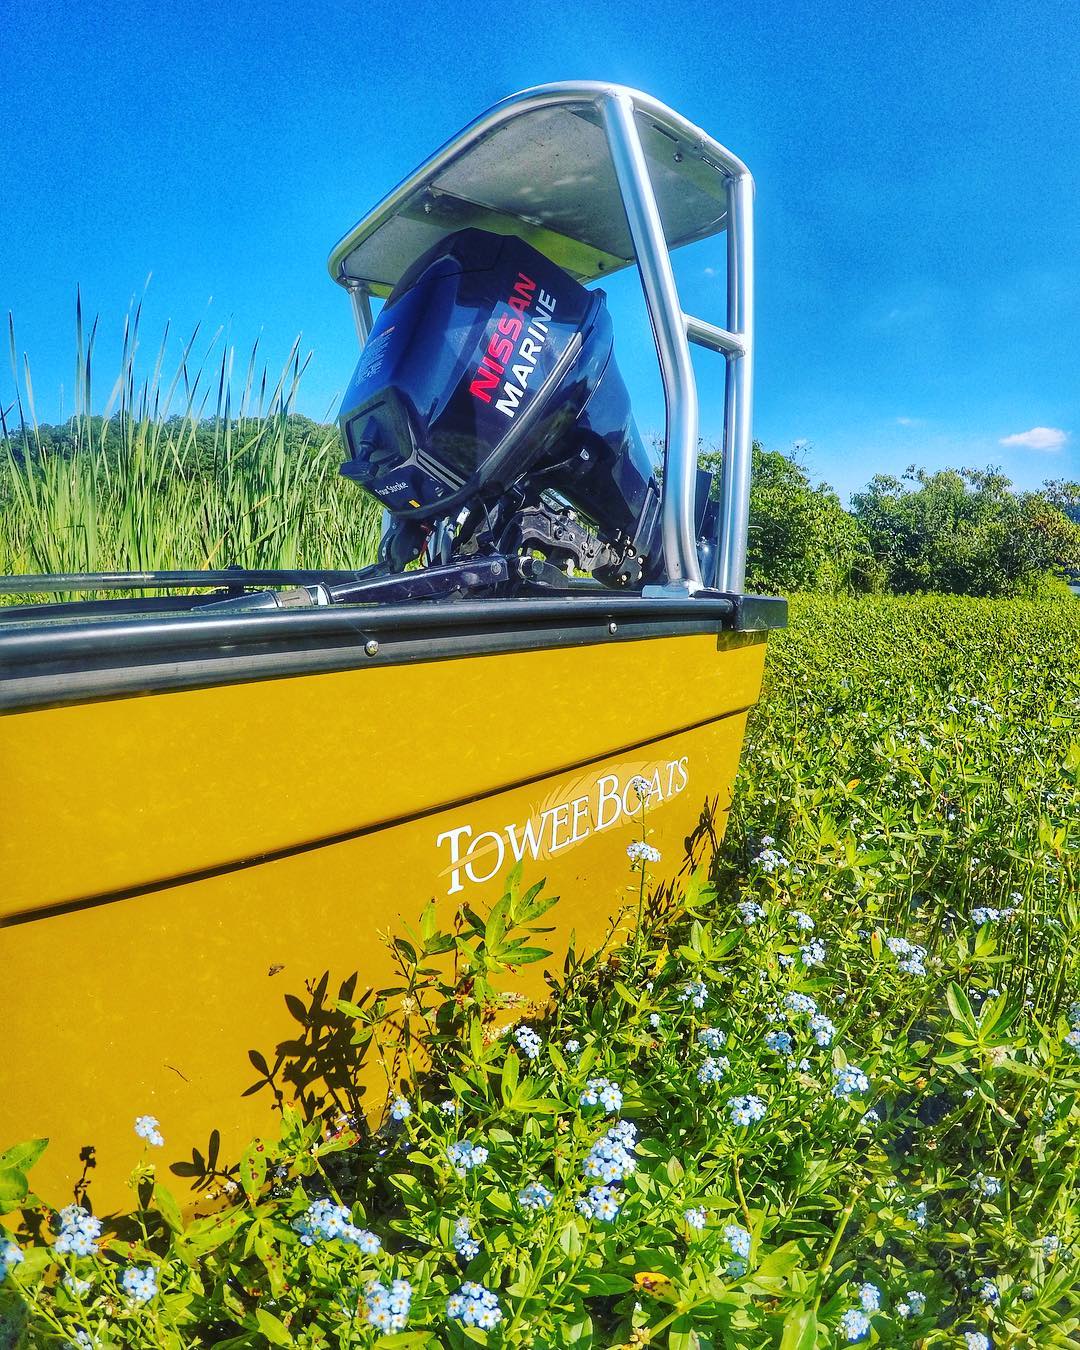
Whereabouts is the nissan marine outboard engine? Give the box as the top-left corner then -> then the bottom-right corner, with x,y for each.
337,228 -> 665,586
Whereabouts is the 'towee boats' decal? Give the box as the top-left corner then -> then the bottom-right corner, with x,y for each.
436,757 -> 689,893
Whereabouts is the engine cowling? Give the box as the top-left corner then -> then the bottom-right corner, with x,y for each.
338,228 -> 662,578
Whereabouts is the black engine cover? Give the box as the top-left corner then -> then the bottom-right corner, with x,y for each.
338,228 -> 661,569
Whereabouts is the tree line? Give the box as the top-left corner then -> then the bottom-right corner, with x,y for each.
720,445 -> 1080,597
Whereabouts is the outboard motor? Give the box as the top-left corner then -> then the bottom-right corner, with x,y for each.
337,228 -> 665,585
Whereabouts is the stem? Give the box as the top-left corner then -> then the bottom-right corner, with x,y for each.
811,1185 -> 865,1312
646,1296 -> 709,1340
733,1155 -> 753,1234
504,1221 -> 561,1342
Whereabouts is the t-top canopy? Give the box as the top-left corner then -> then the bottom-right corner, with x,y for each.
328,83 -> 746,295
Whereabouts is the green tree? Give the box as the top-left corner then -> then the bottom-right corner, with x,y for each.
1044,478 -> 1080,526
700,442 -> 875,595
851,466 -> 1080,596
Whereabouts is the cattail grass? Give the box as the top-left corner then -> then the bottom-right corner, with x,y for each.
1,296 -> 382,581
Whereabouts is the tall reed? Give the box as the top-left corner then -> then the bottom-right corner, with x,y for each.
1,296 -> 382,578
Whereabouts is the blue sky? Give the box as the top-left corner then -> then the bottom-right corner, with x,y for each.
2,0 -> 1077,502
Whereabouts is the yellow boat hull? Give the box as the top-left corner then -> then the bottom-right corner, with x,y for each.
2,624 -> 767,1212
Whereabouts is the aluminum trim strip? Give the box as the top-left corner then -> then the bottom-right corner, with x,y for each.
0,594 -> 737,659
0,597 -> 786,713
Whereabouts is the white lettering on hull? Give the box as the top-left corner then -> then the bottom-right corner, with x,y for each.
435,758 -> 689,895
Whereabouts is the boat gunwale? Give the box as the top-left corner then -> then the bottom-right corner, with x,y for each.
0,592 -> 785,713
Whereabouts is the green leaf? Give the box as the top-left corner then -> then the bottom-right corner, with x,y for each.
501,1050 -> 520,1105
503,859 -> 525,903
981,995 -> 1022,1038
180,1206 -> 246,1256
255,1306 -> 294,1345
668,1314 -> 700,1350
517,883 -> 559,922
0,1139 -> 48,1176
572,1272 -> 634,1294
485,895 -> 512,954
779,1306 -> 818,1350
507,1092 -> 562,1114
500,945 -> 552,966
240,1144 -> 268,1200
755,1242 -> 802,1278
946,981 -> 977,1030
613,980 -> 642,1010
393,937 -> 418,964
12,1243 -> 52,1278
154,1182 -> 185,1233
0,1167 -> 29,1213
682,862 -> 713,911
556,1219 -> 582,1257
563,1311 -> 593,1345
712,930 -> 741,958
423,933 -> 456,956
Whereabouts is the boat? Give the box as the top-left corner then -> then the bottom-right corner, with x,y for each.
0,82 -> 784,1213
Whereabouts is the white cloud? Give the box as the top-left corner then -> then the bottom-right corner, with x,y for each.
998,426 -> 1069,451
895,416 -> 922,427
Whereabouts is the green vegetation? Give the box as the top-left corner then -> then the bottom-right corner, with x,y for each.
4,309 -> 1079,595
851,469 -> 1080,599
3,595 -> 1079,1348
720,446 -> 875,596
736,452 -> 1080,599
1,310 -> 381,579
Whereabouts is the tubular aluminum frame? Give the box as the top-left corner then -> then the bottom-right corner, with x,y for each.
328,82 -> 755,596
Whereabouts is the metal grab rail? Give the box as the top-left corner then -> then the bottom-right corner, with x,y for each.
330,81 -> 755,596
601,93 -> 702,592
